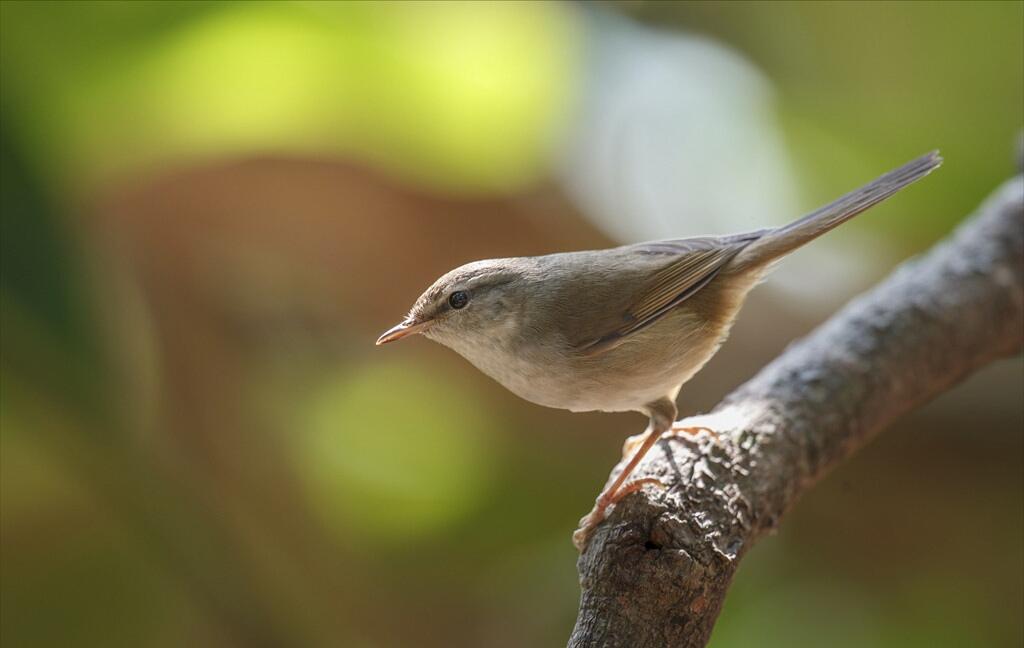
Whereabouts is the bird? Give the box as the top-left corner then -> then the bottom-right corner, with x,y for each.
376,151 -> 941,550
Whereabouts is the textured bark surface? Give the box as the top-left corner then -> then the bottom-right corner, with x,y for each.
570,175 -> 1024,648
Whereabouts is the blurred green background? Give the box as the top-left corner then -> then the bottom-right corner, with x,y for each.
1,2 -> 1021,647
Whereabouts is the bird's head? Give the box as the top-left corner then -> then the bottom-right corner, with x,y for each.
376,259 -> 533,351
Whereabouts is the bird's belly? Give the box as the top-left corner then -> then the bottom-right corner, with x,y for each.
464,347 -> 584,411
465,309 -> 728,415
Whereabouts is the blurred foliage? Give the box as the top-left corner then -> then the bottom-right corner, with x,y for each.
295,359 -> 496,544
624,0 -> 1024,245
0,1 -> 579,194
1,2 -> 1021,648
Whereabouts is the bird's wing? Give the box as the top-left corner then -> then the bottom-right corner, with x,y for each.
575,235 -> 761,356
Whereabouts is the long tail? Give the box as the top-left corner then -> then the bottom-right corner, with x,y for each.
729,150 -> 942,272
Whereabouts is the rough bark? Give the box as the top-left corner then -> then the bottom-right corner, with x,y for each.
570,175 -> 1024,647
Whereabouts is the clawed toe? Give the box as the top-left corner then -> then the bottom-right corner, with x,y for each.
669,423 -> 719,439
572,511 -> 601,551
610,477 -> 667,504
622,426 -> 717,459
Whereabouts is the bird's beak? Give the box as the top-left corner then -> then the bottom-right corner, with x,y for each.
375,317 -> 432,345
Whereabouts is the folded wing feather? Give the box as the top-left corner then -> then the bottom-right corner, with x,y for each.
576,235 -> 759,356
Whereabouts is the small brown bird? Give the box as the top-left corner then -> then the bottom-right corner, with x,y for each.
377,151 -> 941,549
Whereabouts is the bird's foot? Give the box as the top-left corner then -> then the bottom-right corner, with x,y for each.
572,477 -> 666,552
571,510 -> 602,552
621,424 -> 718,459
670,423 -> 719,439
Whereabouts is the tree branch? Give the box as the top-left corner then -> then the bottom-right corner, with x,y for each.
570,175 -> 1024,647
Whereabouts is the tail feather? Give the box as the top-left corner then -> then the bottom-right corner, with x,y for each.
729,151 -> 942,272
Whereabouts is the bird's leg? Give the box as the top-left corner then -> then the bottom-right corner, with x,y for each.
620,430 -> 650,460
573,399 -> 676,551
573,422 -> 664,551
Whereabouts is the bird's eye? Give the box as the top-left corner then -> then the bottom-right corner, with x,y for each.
448,291 -> 469,309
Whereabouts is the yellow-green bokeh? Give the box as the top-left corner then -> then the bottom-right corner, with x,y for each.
1,1 -> 582,194
294,358 -> 496,545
